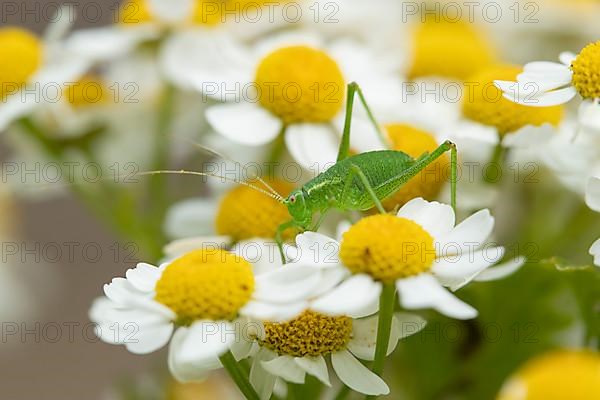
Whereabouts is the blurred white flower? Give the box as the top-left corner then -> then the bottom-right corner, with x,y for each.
0,10 -> 90,131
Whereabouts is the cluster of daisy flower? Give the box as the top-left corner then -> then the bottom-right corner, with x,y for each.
2,0 -> 600,399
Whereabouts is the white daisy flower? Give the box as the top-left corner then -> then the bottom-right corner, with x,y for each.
494,41 -> 600,107
585,177 -> 600,267
0,15 -> 90,131
67,0 -> 294,66
248,311 -> 426,398
533,115 -> 600,196
282,198 -> 523,320
457,64 -> 565,158
90,247 -> 323,382
160,30 -> 402,160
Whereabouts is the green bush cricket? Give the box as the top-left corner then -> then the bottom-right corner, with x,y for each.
142,82 -> 457,256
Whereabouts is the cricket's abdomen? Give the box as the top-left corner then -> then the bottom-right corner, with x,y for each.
304,150 -> 416,212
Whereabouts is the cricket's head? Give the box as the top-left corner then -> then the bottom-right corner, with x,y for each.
284,189 -> 311,228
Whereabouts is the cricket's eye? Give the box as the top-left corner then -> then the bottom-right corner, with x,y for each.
289,195 -> 296,204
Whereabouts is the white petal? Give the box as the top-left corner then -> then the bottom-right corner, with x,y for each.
589,239 -> 600,267
250,349 -> 277,400
497,79 -> 569,101
311,274 -> 382,317
43,4 -> 75,42
331,350 -> 389,396
578,100 -> 600,134
169,328 -> 212,382
177,321 -> 235,365
148,0 -> 194,23
159,30 -> 253,94
523,61 -> 571,74
502,86 -> 577,107
241,300 -> 308,322
559,52 -> 577,66
397,198 -> 455,240
432,247 -> 506,291
397,274 -> 477,319
395,312 -> 428,339
292,232 -> 341,269
437,209 -> 494,256
336,221 -> 352,242
347,314 -> 404,361
125,321 -> 174,355
474,256 -> 526,281
502,124 -> 557,148
125,263 -> 162,292
65,26 -> 158,62
0,92 -> 40,131
261,356 -> 306,384
585,177 -> 600,212
103,277 -> 142,305
206,103 -> 283,146
164,198 -> 219,239
254,264 -> 322,304
231,239 -> 285,275
285,123 -> 340,171
163,236 -> 230,260
309,267 -> 350,298
516,72 -> 572,88
294,356 -> 330,386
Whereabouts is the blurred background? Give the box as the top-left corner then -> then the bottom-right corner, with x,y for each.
1,1 -> 599,399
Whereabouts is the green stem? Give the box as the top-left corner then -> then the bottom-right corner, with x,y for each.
219,351 -> 260,400
484,143 -> 505,184
267,125 -> 287,166
147,84 -> 176,247
366,283 -> 396,400
333,385 -> 351,400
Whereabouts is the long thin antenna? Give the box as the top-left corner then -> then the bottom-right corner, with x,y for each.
185,139 -> 284,199
137,170 -> 284,202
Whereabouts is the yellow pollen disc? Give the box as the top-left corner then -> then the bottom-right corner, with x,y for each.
340,215 -> 436,282
381,124 -> 448,210
63,75 -> 108,108
262,311 -> 353,357
497,350 -> 600,400
572,40 -> 600,99
462,65 -> 564,135
409,19 -> 495,81
155,249 -> 254,324
215,179 -> 295,241
255,46 -> 345,123
0,28 -> 43,99
119,0 -> 154,25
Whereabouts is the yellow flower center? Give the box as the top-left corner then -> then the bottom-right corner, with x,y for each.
63,75 -> 108,108
215,179 -> 295,241
155,249 -> 254,324
497,350 -> 600,400
340,215 -> 436,282
409,19 -> 495,81
462,65 -> 564,135
0,28 -> 43,99
262,311 -> 353,357
572,40 -> 600,99
119,0 -> 154,25
381,124 -> 448,210
255,46 -> 345,123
